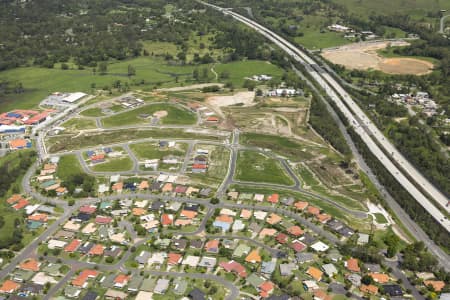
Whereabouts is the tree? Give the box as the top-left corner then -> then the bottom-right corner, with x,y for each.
61,63 -> 69,70
98,62 -> 108,75
127,64 -> 136,77
193,68 -> 199,81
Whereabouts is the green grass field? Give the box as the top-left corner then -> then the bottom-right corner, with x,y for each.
56,155 -> 84,181
235,151 -> 294,185
46,129 -> 223,153
215,60 -> 284,85
333,0 -> 450,18
130,142 -> 186,160
60,118 -> 97,131
295,30 -> 350,50
90,157 -> 134,172
374,213 -> 388,224
240,132 -> 315,160
80,107 -> 104,117
101,103 -> 197,127
0,56 -> 209,113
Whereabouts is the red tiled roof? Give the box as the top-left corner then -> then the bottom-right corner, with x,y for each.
89,244 -> 105,256
346,258 -> 360,272
267,193 -> 279,203
0,280 -> 20,293
192,164 -> 207,169
79,205 -> 96,214
161,214 -> 173,226
290,241 -> 306,252
168,253 -> 183,265
287,225 -> 304,236
95,216 -> 112,224
275,233 -> 288,244
72,270 -> 99,287
12,199 -> 29,210
219,261 -> 247,278
6,194 -> 23,205
19,258 -> 39,272
294,201 -> 309,210
64,239 -> 81,252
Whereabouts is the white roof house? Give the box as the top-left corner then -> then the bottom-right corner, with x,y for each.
311,241 -> 330,252
182,255 -> 200,267
47,239 -> 67,249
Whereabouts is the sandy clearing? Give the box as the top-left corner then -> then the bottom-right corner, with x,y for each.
322,40 -> 434,75
153,110 -> 168,118
207,91 -> 256,108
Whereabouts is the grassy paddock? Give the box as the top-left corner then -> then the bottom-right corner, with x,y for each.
46,129 -> 223,153
234,150 -> 294,185
215,60 -> 284,86
102,103 -> 196,127
56,154 -> 84,181
0,56 -> 209,113
90,157 -> 134,172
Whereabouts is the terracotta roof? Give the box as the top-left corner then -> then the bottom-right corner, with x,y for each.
369,272 -> 389,283
240,209 -> 252,219
259,281 -> 274,298
79,205 -> 96,214
114,274 -> 130,284
294,201 -> 309,210
112,182 -> 123,191
266,213 -> 282,225
307,266 -> 323,281
346,258 -> 360,272
12,198 -> 29,210
72,270 -> 99,287
95,215 -> 112,224
161,214 -> 174,226
138,180 -> 149,190
267,193 -> 279,203
316,213 -> 331,223
219,261 -> 247,278
259,228 -> 277,238
90,154 -> 105,161
168,253 -> 183,265
206,116 -> 219,122
192,164 -> 207,169
64,239 -> 81,252
6,194 -> 23,204
132,208 -> 146,216
276,233 -> 288,244
28,213 -> 48,222
19,258 -> 39,272
215,214 -> 233,223
290,241 -> 306,252
9,139 -> 27,149
360,284 -> 378,295
89,244 -> 105,256
204,240 -> 219,252
245,249 -> 261,263
180,210 -> 197,219
287,225 -> 304,236
175,219 -> 192,226
162,183 -> 173,192
307,206 -> 320,215
313,290 -> 332,300
424,280 -> 445,292
0,280 -> 20,293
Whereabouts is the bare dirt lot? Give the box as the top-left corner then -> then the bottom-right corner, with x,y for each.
322,40 -> 434,75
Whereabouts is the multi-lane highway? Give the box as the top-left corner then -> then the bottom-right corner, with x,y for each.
199,1 -> 450,233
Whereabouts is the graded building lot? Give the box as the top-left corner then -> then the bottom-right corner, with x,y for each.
321,41 -> 434,75
130,142 -> 187,172
60,117 -> 97,132
90,156 -> 134,172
